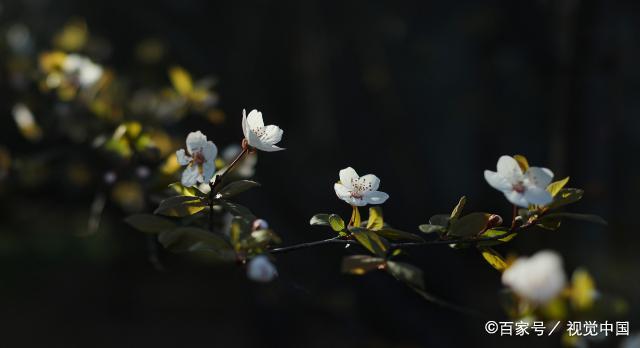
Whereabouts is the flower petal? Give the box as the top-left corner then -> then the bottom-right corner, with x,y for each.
176,149 -> 191,165
181,165 -> 200,187
524,186 -> 553,206
246,109 -> 264,129
526,167 -> 554,188
203,141 -> 218,161
258,143 -> 285,152
339,167 -> 359,188
359,174 -> 380,192
259,125 -> 283,145
334,183 -> 351,200
247,255 -> 278,282
504,190 -> 529,208
496,155 -> 523,180
242,109 -> 249,140
363,190 -> 389,205
484,170 -> 511,191
186,131 -> 207,154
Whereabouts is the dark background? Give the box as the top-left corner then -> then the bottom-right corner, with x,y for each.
1,0 -> 639,347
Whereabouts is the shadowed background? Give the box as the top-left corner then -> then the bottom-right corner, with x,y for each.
0,0 -> 638,347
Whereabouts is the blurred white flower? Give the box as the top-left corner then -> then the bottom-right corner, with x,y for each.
620,334 -> 640,348
247,255 -> 278,282
484,155 -> 554,207
176,131 -> 217,187
334,167 -> 389,206
502,250 -> 567,304
242,109 -> 284,152
62,54 -> 103,88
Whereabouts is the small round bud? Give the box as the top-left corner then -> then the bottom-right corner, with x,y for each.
252,219 -> 269,231
487,214 -> 503,228
103,171 -> 117,184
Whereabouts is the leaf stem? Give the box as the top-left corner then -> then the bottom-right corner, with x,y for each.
269,236 -> 348,254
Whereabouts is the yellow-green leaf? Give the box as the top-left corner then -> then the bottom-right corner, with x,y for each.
570,268 -> 596,310
154,196 -> 206,217
366,206 -> 384,230
349,205 -> 361,227
450,196 -> 466,220
480,247 -> 507,272
547,176 -> 570,197
328,214 -> 345,232
351,227 -> 388,257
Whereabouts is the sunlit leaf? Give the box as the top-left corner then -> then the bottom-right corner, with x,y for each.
386,261 -> 425,290
513,154 -> 529,172
450,196 -> 466,220
168,182 -> 205,197
547,188 -> 584,210
447,212 -> 490,237
329,214 -> 345,232
476,228 -> 517,247
418,224 -> 446,234
375,228 -> 424,242
169,66 -> 193,96
350,227 -> 388,257
217,180 -> 260,199
310,214 -> 331,226
53,18 -> 88,51
125,214 -> 176,234
249,229 -> 282,246
544,213 -> 607,225
341,255 -> 385,275
112,181 -> 144,212
161,154 -> 181,175
479,247 -> 507,272
547,176 -> 570,197
154,195 -> 206,217
366,206 -> 384,230
541,297 -> 568,320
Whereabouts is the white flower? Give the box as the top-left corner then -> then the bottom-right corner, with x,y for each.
242,109 -> 284,152
62,54 -> 103,88
334,167 -> 389,206
247,255 -> 278,282
484,155 -> 554,207
502,250 -> 567,304
176,131 -> 218,187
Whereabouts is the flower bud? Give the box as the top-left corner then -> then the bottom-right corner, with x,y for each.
252,219 -> 269,231
487,214 -> 503,228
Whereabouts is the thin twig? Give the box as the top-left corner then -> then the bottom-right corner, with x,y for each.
269,236 -> 348,254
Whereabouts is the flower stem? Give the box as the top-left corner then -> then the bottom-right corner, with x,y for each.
269,236 -> 348,254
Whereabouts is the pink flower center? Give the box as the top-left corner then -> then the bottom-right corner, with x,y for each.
512,182 -> 526,193
192,150 -> 206,165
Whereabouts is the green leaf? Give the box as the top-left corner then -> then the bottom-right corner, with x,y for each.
219,200 -> 256,223
386,261 -> 425,290
450,196 -> 466,220
125,214 -> 176,234
547,188 -> 584,210
547,177 -> 570,197
544,213 -> 607,225
329,214 -> 345,232
366,207 -> 384,230
341,255 -> 385,275
418,224 -> 446,234
310,214 -> 331,226
374,228 -> 424,242
158,227 -> 234,261
154,196 -> 206,217
429,214 -> 450,227
479,247 -> 507,272
168,182 -> 205,197
476,229 -> 517,247
217,180 -> 260,199
536,215 -> 563,231
249,229 -> 282,246
447,212 -> 490,237
350,227 -> 389,257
